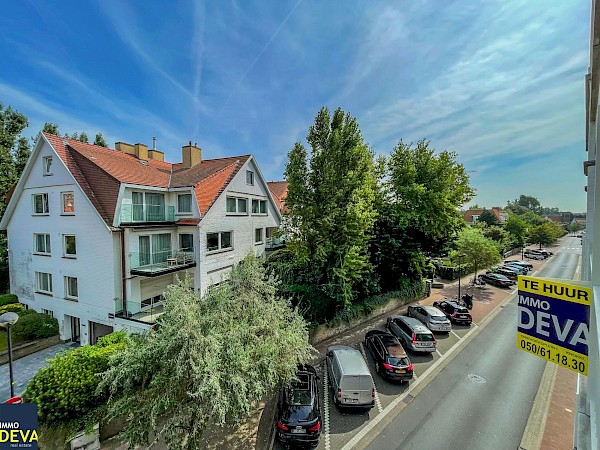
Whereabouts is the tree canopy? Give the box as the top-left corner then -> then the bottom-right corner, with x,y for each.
455,228 -> 501,275
477,209 -> 498,226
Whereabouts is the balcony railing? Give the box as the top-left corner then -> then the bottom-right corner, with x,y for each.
130,248 -> 196,276
120,203 -> 175,223
266,236 -> 285,250
115,299 -> 164,324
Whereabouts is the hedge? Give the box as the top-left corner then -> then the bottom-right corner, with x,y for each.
12,312 -> 59,341
0,303 -> 26,316
24,331 -> 128,424
0,294 -> 18,307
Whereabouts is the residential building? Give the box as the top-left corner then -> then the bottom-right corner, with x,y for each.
462,207 -> 508,226
0,133 -> 281,345
266,181 -> 288,251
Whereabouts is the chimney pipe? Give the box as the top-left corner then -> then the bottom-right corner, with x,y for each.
152,137 -> 156,150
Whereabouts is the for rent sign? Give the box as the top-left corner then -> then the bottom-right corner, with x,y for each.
517,276 -> 591,376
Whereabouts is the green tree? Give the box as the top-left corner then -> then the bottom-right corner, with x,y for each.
42,122 -> 59,135
455,228 -> 501,276
14,137 -> 30,175
283,107 -> 378,310
520,211 -> 545,226
513,195 -> 541,214
504,214 -> 528,247
78,132 -> 89,143
477,209 -> 499,226
99,256 -> 313,449
483,226 -> 511,254
567,221 -> 584,235
94,133 -> 107,147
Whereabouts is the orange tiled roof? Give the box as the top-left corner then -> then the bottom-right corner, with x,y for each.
267,181 -> 288,212
463,209 -> 484,223
44,133 -> 251,225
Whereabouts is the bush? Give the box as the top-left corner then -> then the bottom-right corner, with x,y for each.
0,294 -> 18,307
0,303 -> 26,316
24,331 -> 128,424
11,312 -> 59,341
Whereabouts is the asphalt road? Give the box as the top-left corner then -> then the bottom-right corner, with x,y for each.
365,238 -> 581,450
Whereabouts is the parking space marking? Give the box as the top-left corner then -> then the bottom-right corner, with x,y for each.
358,342 -> 383,413
451,330 -> 461,340
435,349 -> 443,357
323,369 -> 331,450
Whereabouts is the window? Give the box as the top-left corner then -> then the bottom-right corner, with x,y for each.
41,309 -> 54,318
226,196 -> 248,214
252,199 -> 267,214
178,194 -> 192,213
207,231 -> 233,252
246,170 -> 254,185
62,192 -> 74,213
65,276 -> 78,300
34,233 -> 51,254
141,294 -> 163,309
64,235 -> 76,257
35,272 -> 53,294
179,233 -> 194,252
255,228 -> 263,244
43,156 -> 53,175
33,193 -> 49,214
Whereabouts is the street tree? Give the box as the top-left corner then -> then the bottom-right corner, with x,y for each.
520,211 -> 546,226
283,107 -> 378,310
455,228 -> 501,276
504,214 -> 528,247
483,226 -> 511,254
477,209 -> 499,226
567,221 -> 585,235
99,255 -> 313,450
528,221 -> 563,248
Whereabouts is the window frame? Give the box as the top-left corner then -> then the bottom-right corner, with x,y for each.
225,196 -> 248,215
35,272 -> 53,295
255,227 -> 263,244
34,233 -> 51,255
177,193 -> 193,214
63,235 -> 77,258
179,233 -> 194,252
246,170 -> 254,185
43,156 -> 53,176
61,192 -> 75,214
251,199 -> 268,215
41,309 -> 54,318
64,276 -> 78,300
32,193 -> 49,215
206,231 -> 234,253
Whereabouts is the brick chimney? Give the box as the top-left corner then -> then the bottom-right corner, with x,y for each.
182,141 -> 202,168
134,143 -> 148,160
115,142 -> 135,155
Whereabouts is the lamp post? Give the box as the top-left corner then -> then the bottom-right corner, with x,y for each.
0,312 -> 19,398
457,254 -> 466,300
521,246 -> 525,260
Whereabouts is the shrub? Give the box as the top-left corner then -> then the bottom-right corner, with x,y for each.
0,303 -> 26,316
0,294 -> 18,307
11,312 -> 59,341
24,331 -> 128,424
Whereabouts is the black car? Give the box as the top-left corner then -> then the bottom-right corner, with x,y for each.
492,267 -> 519,280
432,300 -> 472,325
364,330 -> 413,383
276,364 -> 322,448
479,272 -> 513,287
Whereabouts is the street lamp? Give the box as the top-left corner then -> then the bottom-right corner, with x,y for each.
0,312 -> 19,398
521,246 -> 525,260
457,254 -> 466,301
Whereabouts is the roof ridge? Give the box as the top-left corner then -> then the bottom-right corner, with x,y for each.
193,159 -> 240,187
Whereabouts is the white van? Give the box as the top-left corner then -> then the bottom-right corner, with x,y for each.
326,345 -> 375,410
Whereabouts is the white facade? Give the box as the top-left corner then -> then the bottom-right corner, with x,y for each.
1,135 -> 281,345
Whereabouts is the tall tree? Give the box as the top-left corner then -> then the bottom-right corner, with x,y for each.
14,137 -> 30,175
78,131 -> 89,143
477,209 -> 499,226
94,133 -> 107,147
513,195 -> 541,214
455,228 -> 501,276
283,107 -> 378,310
42,122 -> 59,135
504,214 -> 528,247
99,256 -> 312,449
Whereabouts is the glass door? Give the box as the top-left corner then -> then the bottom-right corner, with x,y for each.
146,193 -> 165,221
132,192 -> 144,221
139,236 -> 151,267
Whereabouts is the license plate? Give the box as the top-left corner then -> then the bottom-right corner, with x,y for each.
345,398 -> 358,403
459,315 -> 467,319
395,369 -> 405,373
291,428 -> 306,434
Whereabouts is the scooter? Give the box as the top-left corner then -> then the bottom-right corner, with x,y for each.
461,293 -> 473,310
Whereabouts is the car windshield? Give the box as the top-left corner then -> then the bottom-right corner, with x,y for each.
417,333 -> 434,341
496,274 -> 509,281
432,316 -> 446,321
388,357 -> 410,366
288,389 -> 312,406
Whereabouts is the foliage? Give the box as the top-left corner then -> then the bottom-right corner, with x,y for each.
482,226 -> 511,253
511,195 -> 541,214
0,293 -> 18,306
504,214 -> 528,247
283,107 -> 378,310
0,302 -> 25,315
12,312 -> 59,341
567,221 -> 585,234
477,209 -> 499,226
24,332 -> 127,425
98,256 -> 313,449
455,228 -> 501,275
528,221 -> 564,248
94,133 -> 107,147
42,122 -> 60,135
520,211 -> 546,226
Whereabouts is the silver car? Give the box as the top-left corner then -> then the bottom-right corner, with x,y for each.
407,305 -> 451,332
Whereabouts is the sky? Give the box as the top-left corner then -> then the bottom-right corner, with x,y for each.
0,0 -> 590,211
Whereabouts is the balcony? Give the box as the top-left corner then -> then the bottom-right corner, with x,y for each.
115,299 -> 164,324
130,248 -> 196,276
120,203 -> 175,224
266,236 -> 285,251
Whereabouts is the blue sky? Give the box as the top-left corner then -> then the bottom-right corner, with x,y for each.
0,0 -> 589,211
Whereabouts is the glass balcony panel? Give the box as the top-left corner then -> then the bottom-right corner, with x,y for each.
115,299 -> 164,324
130,248 -> 195,275
120,203 -> 175,223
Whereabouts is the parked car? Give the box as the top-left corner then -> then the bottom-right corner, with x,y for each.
479,272 -> 513,287
523,249 -> 545,260
502,263 -> 528,275
407,305 -> 452,332
504,260 -> 533,270
387,315 -> 437,353
432,300 -> 472,325
364,330 -> 413,383
326,345 -> 375,410
538,249 -> 553,257
492,267 -> 520,280
276,364 -> 322,447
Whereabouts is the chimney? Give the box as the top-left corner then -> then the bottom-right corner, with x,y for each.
182,141 -> 202,168
115,142 -> 135,155
148,149 -> 164,161
134,143 -> 148,160
152,136 -> 157,150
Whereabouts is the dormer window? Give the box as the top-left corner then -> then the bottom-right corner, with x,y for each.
178,194 -> 192,213
43,156 -> 53,176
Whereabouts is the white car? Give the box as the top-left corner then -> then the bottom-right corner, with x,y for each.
407,305 -> 451,332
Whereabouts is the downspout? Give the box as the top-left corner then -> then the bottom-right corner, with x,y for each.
120,229 -> 127,314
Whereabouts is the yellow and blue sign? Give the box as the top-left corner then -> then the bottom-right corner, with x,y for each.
0,404 -> 38,449
517,276 -> 590,376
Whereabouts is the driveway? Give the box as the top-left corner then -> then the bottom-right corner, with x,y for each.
0,342 -> 75,401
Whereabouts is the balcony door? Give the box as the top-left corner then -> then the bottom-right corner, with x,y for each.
146,193 -> 165,221
132,192 -> 144,221
139,236 -> 151,267
152,234 -> 172,264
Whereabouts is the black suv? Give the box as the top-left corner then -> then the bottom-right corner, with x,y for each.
276,364 -> 321,448
432,300 -> 472,325
364,330 -> 413,383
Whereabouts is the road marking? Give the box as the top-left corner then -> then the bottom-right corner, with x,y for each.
359,342 -> 383,413
451,330 -> 461,340
435,349 -> 443,357
323,369 -> 331,450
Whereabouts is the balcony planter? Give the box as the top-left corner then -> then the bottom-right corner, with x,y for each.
70,423 -> 100,450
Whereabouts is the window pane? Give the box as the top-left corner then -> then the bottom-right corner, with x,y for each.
65,236 -> 76,255
226,197 -> 237,212
44,157 -> 52,174
221,232 -> 232,249
66,277 -> 78,298
260,200 -> 266,214
252,199 -> 259,214
237,198 -> 247,213
255,228 -> 263,243
63,193 -> 74,213
178,194 -> 192,212
152,234 -> 172,263
207,233 -> 219,251
179,234 -> 193,251
34,195 -> 43,213
246,171 -> 254,185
